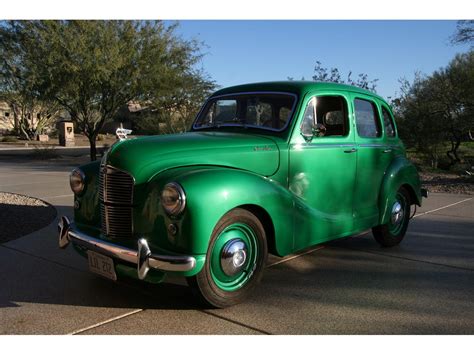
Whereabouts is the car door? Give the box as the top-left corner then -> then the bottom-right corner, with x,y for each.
351,93 -> 394,230
289,92 -> 357,250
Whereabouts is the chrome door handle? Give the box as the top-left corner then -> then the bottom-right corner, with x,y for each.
344,148 -> 357,153
383,149 -> 392,153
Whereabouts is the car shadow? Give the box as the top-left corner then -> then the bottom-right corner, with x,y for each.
0,199 -> 57,243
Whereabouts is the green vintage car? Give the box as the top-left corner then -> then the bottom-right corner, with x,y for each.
58,81 -> 427,307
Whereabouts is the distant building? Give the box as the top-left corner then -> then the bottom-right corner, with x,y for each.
101,101 -> 157,134
0,101 -> 16,134
0,100 -> 67,136
0,99 -> 170,136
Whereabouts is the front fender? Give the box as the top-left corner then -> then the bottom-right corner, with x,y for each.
73,160 -> 101,232
379,156 -> 422,225
142,167 -> 295,257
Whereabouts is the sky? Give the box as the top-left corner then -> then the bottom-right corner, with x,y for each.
172,20 -> 471,100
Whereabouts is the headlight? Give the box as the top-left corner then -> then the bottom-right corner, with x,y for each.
161,182 -> 186,216
70,168 -> 85,195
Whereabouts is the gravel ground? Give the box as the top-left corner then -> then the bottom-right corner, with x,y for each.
420,172 -> 474,195
0,192 -> 56,243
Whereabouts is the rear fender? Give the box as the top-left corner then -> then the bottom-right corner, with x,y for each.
378,156 -> 422,225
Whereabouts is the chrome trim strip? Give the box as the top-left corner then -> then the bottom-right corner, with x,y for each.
357,143 -> 400,148
58,217 -> 196,276
290,143 -> 402,150
192,91 -> 299,133
290,143 -> 355,150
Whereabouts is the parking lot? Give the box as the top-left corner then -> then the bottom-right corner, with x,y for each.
0,156 -> 473,334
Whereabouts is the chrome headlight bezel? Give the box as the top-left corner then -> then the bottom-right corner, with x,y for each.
100,148 -> 108,166
70,168 -> 85,195
161,182 -> 186,216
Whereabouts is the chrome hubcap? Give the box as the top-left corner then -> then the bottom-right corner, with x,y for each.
391,201 -> 404,225
221,239 -> 248,276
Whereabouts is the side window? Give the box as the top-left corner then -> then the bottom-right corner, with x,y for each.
381,106 -> 396,137
301,97 -> 316,136
301,96 -> 349,137
316,96 -> 349,137
354,98 -> 382,138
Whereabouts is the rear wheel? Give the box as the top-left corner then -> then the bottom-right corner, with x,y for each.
187,208 -> 267,308
372,187 -> 411,247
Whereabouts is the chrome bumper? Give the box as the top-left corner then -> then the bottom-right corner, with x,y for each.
58,216 -> 196,280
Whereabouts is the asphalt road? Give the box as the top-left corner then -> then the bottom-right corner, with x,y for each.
0,156 -> 473,334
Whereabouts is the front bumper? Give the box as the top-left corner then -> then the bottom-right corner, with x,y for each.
57,216 -> 196,280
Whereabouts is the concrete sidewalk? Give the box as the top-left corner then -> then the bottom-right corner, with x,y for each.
1,157 -> 473,334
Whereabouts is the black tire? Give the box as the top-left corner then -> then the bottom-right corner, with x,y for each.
372,186 -> 411,247
187,208 -> 268,308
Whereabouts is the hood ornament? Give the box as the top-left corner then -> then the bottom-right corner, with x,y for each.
116,124 -> 132,141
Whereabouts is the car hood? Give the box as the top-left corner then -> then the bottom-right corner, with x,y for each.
106,131 -> 280,183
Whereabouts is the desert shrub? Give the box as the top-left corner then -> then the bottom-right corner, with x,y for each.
1,136 -> 19,142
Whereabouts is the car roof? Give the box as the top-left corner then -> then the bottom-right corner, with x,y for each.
211,81 -> 386,102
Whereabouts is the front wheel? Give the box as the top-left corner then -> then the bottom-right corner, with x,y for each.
372,187 -> 411,247
187,208 -> 268,308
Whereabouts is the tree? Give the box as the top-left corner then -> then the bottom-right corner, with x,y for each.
393,51 -> 474,168
0,24 -> 61,140
429,52 -> 474,166
451,20 -> 474,46
1,21 -> 215,160
143,69 -> 216,134
392,74 -> 445,168
311,61 -> 378,92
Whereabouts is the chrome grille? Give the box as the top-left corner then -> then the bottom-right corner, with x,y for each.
99,165 -> 134,239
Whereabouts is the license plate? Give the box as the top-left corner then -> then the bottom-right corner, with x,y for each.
87,250 -> 117,281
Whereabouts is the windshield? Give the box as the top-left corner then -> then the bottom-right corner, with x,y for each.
193,92 -> 297,132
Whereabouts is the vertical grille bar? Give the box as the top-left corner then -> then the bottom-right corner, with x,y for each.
99,165 -> 134,239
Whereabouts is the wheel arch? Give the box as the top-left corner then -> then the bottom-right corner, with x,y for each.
237,204 -> 277,256
378,157 -> 422,225
400,183 -> 419,207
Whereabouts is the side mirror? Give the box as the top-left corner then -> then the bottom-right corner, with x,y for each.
302,122 -> 327,142
312,123 -> 327,137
